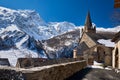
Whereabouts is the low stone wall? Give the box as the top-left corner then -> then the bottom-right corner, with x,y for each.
17,57 -> 84,68
23,60 -> 86,80
0,60 -> 86,80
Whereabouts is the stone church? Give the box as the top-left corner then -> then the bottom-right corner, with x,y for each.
74,11 -> 114,66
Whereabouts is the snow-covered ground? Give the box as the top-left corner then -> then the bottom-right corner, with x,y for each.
88,61 -> 104,69
0,49 -> 38,66
88,61 -> 112,70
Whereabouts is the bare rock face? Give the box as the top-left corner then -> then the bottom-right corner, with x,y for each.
0,69 -> 24,80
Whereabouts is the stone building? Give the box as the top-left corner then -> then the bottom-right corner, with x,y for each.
74,12 -> 114,66
0,58 -> 10,66
111,31 -> 120,69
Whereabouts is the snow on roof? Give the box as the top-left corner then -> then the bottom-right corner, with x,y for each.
97,39 -> 115,47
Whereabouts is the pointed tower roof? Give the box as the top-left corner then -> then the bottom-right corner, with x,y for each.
83,11 -> 96,33
85,11 -> 92,29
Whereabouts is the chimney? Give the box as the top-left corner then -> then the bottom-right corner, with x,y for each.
73,49 -> 77,58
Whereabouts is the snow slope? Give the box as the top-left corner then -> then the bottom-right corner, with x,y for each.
0,49 -> 38,66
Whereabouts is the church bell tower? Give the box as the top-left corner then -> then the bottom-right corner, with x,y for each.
83,11 -> 96,33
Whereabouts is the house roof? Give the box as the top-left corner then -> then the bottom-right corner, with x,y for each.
111,31 -> 120,42
0,58 -> 10,66
97,39 -> 115,47
85,32 -> 115,44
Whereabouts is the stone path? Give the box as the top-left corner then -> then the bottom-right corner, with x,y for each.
66,68 -> 120,80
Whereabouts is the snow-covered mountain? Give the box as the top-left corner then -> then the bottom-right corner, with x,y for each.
0,7 -> 46,40
0,7 -> 50,65
0,6 -> 76,40
0,6 -> 76,66
36,21 -> 76,40
97,26 -> 120,32
0,23 -> 48,66
48,22 -> 76,35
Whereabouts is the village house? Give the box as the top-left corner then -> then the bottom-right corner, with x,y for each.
0,58 -> 10,66
112,31 -> 120,69
74,11 -> 115,66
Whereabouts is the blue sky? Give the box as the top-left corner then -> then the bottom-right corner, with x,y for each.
0,0 -> 117,28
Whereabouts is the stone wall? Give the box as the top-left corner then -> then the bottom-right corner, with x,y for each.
23,60 -> 86,80
17,57 -> 84,68
0,60 -> 86,80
